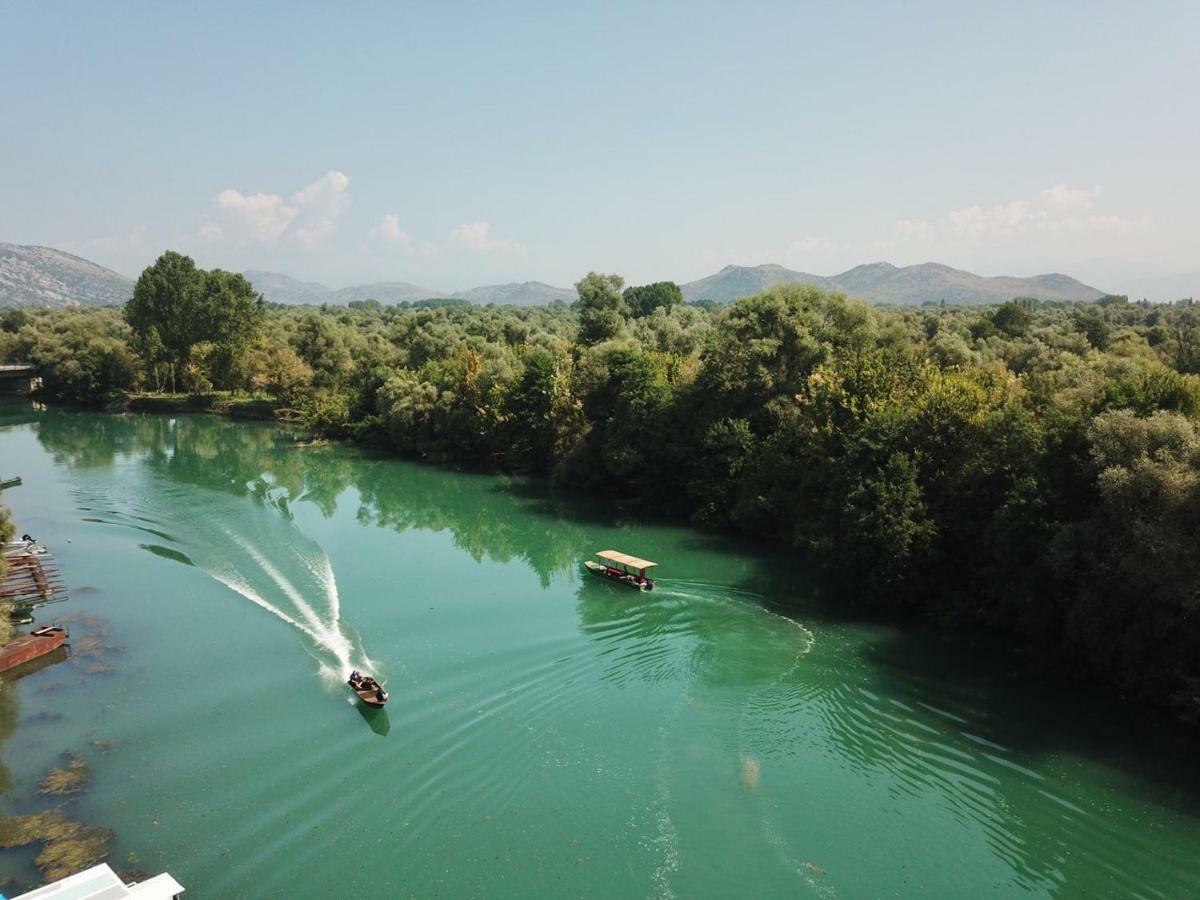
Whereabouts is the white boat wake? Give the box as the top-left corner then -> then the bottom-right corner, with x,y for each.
75,481 -> 377,682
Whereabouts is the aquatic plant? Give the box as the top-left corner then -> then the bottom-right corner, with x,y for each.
0,809 -> 113,882
60,614 -> 126,675
38,752 -> 92,795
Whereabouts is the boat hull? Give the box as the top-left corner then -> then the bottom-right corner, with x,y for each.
584,560 -> 652,591
0,626 -> 68,673
348,676 -> 389,708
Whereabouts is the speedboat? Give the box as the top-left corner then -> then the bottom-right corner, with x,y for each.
348,669 -> 388,708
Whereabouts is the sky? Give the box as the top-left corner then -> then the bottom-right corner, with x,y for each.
1,1 -> 1197,297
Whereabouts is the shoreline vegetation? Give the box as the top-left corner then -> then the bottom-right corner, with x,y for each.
1,251 -> 1199,723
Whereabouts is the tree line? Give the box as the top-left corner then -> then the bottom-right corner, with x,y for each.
2,251 -> 1200,718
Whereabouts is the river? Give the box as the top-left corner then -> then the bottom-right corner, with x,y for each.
0,405 -> 1198,898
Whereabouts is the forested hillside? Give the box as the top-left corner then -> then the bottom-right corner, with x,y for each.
3,252 -> 1199,718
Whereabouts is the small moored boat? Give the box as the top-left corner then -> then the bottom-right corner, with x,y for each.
584,550 -> 657,591
348,669 -> 388,708
0,624 -> 69,674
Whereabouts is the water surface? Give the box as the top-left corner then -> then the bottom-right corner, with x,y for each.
1,406 -> 1198,898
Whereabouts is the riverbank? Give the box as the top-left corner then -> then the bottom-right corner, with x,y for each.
121,392 -> 289,421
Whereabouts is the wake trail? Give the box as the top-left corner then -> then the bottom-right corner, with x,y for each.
73,482 -> 377,683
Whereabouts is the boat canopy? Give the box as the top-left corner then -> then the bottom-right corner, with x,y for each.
595,550 -> 658,570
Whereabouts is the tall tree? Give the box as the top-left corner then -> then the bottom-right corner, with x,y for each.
125,251 -> 204,391
575,272 -> 628,345
126,252 -> 264,392
623,281 -> 683,318
201,269 -> 266,390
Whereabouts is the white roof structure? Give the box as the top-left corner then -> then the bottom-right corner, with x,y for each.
11,864 -> 184,900
595,550 -> 658,570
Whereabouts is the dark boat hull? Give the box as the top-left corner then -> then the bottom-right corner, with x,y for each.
583,561 -> 652,591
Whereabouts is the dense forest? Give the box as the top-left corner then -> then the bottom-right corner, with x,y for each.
2,251 -> 1200,718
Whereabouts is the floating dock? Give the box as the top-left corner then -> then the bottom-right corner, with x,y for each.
2,542 -> 69,613
8,862 -> 184,899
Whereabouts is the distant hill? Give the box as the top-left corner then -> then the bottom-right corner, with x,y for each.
451,281 -> 575,306
242,270 -> 333,305
681,262 -> 1106,305
245,271 -> 573,307
0,243 -> 133,308
330,282 -> 446,305
681,264 -> 830,303
243,272 -> 445,306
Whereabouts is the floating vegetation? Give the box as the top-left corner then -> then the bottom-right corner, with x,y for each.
0,810 -> 113,882
60,614 -> 126,675
89,735 -> 118,752
39,752 -> 92,796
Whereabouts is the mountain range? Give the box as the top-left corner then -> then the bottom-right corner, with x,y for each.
0,243 -> 1110,310
242,271 -> 576,307
680,262 -> 1105,305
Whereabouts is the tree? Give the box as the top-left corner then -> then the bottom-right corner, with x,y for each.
200,270 -> 266,389
125,252 -> 264,392
575,272 -> 628,345
125,251 -> 205,391
623,281 -> 683,318
992,301 -> 1033,337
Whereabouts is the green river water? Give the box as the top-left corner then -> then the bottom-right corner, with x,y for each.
0,405 -> 1198,898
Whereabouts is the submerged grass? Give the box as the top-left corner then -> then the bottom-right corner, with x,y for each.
38,752 -> 92,796
0,810 -> 113,882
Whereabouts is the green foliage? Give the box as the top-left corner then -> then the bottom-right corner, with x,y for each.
623,281 -> 683,318
992,301 -> 1033,337
125,251 -> 264,392
575,272 -> 629,345
8,267 -> 1200,714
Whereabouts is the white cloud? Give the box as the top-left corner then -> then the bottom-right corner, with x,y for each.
940,184 -> 1149,239
208,188 -> 296,243
448,220 -> 523,254
370,213 -> 411,244
200,170 -> 350,247
865,184 -> 1153,270
288,170 -> 350,246
778,185 -> 1155,276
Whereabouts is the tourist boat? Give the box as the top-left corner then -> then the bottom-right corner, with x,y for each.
348,670 -> 389,708
0,624 -> 69,674
583,550 -> 658,591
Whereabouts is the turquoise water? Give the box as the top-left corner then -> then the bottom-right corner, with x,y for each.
1,406 -> 1198,898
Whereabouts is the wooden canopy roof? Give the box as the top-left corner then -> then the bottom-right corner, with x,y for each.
595,550 -> 658,570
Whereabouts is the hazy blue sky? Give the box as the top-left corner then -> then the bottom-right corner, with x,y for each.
2,1 -> 1197,296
